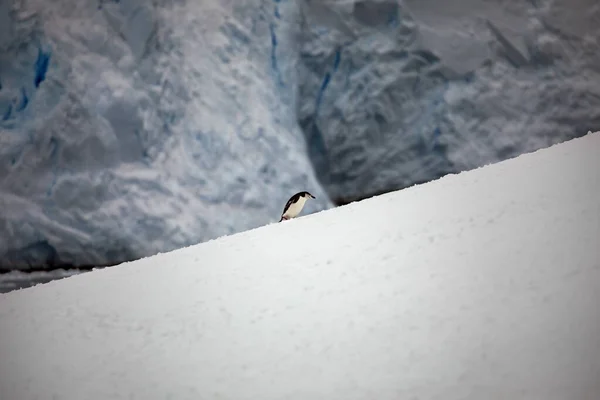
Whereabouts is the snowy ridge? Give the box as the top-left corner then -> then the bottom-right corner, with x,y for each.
0,132 -> 598,400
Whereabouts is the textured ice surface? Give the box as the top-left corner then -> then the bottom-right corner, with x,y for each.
297,0 -> 600,202
2,0 -> 600,268
0,0 -> 331,268
0,132 -> 599,400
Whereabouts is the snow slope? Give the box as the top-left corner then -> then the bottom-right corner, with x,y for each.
1,132 -> 598,400
2,0 -> 600,269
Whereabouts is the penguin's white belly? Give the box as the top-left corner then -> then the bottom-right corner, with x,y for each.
283,197 -> 308,218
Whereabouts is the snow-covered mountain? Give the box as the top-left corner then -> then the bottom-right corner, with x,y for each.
1,132 -> 598,400
1,0 -> 599,268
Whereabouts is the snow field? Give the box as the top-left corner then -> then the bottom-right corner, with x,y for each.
0,131 -> 598,400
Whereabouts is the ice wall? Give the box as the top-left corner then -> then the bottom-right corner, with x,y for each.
2,0 -> 600,268
0,0 -> 330,268
297,0 -> 600,203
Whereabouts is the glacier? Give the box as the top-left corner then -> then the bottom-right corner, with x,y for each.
1,0 -> 600,269
0,0 -> 332,268
297,0 -> 600,203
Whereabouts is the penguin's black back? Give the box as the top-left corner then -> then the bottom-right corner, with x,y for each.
282,191 -> 312,214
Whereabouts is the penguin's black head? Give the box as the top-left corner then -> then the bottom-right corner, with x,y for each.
300,191 -> 315,199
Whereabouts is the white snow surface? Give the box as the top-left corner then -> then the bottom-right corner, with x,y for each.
2,0 -> 600,268
1,132 -> 599,400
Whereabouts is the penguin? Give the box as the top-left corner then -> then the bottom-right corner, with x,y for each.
279,191 -> 316,222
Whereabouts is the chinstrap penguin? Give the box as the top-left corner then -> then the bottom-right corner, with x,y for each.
279,191 -> 315,222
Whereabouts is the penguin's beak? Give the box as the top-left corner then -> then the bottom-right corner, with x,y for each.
310,194 -> 316,199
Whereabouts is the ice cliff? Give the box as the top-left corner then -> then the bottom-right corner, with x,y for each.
297,0 -> 600,203
0,0 -> 330,268
1,0 -> 599,268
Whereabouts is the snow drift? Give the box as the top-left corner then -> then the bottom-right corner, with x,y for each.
0,131 -> 598,400
2,0 -> 600,268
